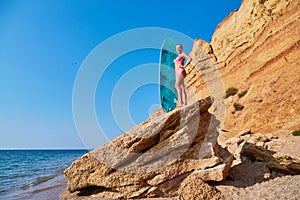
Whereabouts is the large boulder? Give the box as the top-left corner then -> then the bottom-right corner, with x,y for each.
63,97 -> 233,199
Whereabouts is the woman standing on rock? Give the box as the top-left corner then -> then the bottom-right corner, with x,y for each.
174,44 -> 192,107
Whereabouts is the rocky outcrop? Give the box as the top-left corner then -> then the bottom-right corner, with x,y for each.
62,0 -> 300,199
215,130 -> 300,200
63,98 -> 233,199
186,0 -> 300,133
220,129 -> 300,175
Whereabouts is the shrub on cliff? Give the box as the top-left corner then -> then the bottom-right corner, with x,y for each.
234,102 -> 244,111
225,87 -> 238,98
292,130 -> 300,136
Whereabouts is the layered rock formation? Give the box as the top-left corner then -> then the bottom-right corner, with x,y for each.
186,0 -> 300,133
62,98 -> 233,199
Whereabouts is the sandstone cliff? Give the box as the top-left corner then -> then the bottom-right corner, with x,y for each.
186,0 -> 300,133
62,0 -> 300,199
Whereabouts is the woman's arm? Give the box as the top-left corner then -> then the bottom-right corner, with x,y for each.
182,52 -> 192,67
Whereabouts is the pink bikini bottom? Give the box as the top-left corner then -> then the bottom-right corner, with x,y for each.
176,67 -> 186,77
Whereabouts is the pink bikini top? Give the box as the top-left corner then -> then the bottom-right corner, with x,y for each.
174,56 -> 184,65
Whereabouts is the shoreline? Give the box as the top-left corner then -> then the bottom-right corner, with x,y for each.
27,182 -> 67,200
0,150 -> 88,200
2,174 -> 68,200
24,174 -> 67,200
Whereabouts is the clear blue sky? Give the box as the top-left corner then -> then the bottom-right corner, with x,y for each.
0,0 -> 241,149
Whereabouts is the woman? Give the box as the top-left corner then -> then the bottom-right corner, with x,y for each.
174,44 -> 192,107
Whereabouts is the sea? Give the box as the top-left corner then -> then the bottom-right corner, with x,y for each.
0,149 -> 88,200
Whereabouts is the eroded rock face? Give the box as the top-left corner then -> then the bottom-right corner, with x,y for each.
186,0 -> 300,133
63,98 -> 233,199
211,0 -> 298,65
220,130 -> 300,175
215,130 -> 300,199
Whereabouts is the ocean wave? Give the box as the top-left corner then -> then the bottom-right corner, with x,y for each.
20,175 -> 55,190
54,167 -> 66,175
32,183 -> 65,194
0,188 -> 8,193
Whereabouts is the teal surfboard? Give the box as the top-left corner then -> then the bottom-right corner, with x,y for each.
159,38 -> 178,112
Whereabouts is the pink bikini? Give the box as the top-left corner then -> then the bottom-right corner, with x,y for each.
174,56 -> 186,77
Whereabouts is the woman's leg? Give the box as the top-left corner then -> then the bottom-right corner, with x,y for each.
175,74 -> 185,106
181,82 -> 187,105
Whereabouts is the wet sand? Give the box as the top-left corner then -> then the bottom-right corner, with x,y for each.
26,183 -> 66,200
19,174 -> 67,200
